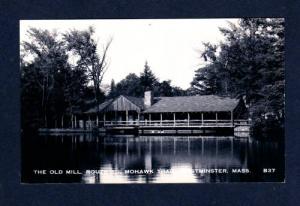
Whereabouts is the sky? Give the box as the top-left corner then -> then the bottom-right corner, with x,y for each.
20,19 -> 238,89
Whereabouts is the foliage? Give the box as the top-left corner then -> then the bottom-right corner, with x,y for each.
114,73 -> 143,97
63,27 -> 112,112
140,61 -> 158,91
21,27 -> 108,130
108,62 -> 187,98
21,27 -> 187,131
108,79 -> 117,98
190,18 -> 285,134
21,28 -> 72,128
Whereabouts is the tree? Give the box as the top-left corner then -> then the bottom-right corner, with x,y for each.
21,28 -> 71,128
115,73 -> 143,97
157,80 -> 173,96
108,79 -> 117,98
21,27 -> 104,130
140,61 -> 158,91
21,63 -> 44,129
172,86 -> 187,96
218,18 -> 284,106
190,18 -> 284,128
190,64 -> 220,95
109,68 -> 186,98
63,27 -> 112,113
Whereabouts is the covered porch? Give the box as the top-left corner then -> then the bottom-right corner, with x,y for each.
141,111 -> 234,127
78,95 -> 144,129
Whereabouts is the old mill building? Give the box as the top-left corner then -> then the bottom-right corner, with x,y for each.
77,91 -> 248,131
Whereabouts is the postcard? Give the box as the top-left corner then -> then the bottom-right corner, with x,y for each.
20,18 -> 284,183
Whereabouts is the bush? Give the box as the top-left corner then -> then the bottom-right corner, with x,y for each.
251,116 -> 284,140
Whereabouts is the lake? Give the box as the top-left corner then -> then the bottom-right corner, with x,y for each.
21,133 -> 284,183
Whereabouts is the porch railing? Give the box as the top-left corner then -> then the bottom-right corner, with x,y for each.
85,119 -> 251,128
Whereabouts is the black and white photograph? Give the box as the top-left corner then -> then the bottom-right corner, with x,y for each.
20,18 -> 285,184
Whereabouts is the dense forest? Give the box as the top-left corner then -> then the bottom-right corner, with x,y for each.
189,18 -> 284,136
21,18 -> 284,136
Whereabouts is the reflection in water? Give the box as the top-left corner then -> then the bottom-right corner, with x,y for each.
22,134 -> 284,183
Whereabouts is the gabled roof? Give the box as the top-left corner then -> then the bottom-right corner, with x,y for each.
84,94 -> 240,114
84,95 -> 144,114
143,95 -> 240,113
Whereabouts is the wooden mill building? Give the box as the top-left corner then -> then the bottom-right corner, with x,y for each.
80,91 -> 247,130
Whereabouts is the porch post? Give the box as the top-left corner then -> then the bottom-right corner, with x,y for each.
201,113 -> 204,125
103,113 -> 106,126
61,115 -> 64,128
173,113 -> 176,126
160,113 -> 163,126
88,115 -> 91,129
231,111 -> 233,126
71,114 -> 74,129
126,110 -> 129,125
149,114 -> 151,125
187,113 -> 190,126
216,112 -> 218,124
74,115 -> 77,128
137,112 -> 140,125
83,117 -> 86,130
96,115 -> 99,127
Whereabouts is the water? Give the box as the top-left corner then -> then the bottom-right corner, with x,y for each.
21,133 -> 284,183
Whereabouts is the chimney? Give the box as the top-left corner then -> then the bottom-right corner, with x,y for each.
144,91 -> 153,108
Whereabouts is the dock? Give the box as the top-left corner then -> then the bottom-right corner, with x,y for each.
39,119 -> 250,135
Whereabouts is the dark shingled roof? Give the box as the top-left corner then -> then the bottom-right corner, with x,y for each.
84,99 -> 114,114
84,95 -> 239,114
143,95 -> 239,113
